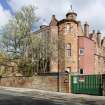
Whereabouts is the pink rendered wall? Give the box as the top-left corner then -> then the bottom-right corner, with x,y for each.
78,37 -> 95,74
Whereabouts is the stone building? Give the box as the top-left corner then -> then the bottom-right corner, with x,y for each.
90,30 -> 105,74
1,8 -> 105,93
34,8 -> 105,75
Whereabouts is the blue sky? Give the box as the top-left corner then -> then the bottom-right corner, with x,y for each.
0,0 -> 14,14
0,0 -> 105,35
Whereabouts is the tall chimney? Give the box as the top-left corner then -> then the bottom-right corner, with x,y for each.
97,30 -> 101,47
84,22 -> 89,37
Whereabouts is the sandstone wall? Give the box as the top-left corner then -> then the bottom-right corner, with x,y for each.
0,74 -> 69,93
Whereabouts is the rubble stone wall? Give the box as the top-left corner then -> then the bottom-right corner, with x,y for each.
0,74 -> 69,93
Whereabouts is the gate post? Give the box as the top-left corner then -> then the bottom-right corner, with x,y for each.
68,74 -> 71,93
102,74 -> 105,96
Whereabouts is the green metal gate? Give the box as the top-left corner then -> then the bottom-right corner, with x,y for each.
71,75 -> 102,96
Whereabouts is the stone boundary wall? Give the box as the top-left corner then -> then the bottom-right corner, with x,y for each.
0,74 -> 69,93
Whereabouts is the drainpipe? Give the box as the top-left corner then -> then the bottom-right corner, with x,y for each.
57,26 -> 60,92
78,36 -> 79,74
68,72 -> 71,93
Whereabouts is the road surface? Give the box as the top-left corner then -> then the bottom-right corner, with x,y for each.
0,87 -> 105,105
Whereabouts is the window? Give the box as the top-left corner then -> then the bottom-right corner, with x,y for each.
94,48 -> 97,54
104,58 -> 105,63
98,56 -> 101,64
65,43 -> 71,57
65,23 -> 73,33
80,68 -> 83,74
66,24 -> 70,32
79,48 -> 84,55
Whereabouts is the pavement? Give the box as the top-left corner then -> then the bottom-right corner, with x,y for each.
0,86 -> 105,105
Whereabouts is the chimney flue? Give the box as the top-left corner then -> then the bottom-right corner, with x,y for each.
84,22 -> 89,37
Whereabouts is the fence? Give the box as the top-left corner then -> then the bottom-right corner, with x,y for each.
71,74 -> 102,96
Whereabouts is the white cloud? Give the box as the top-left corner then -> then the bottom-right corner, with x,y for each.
8,0 -> 35,11
8,0 -> 69,22
77,0 -> 105,34
8,0 -> 105,35
0,4 -> 12,28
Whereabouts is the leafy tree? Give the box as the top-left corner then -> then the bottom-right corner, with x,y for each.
18,34 -> 58,75
1,5 -> 58,76
2,5 -> 37,59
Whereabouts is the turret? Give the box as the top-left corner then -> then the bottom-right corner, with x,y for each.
66,6 -> 77,20
50,15 -> 58,26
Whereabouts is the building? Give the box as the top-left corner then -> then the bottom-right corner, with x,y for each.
34,8 -> 105,75
1,8 -> 105,93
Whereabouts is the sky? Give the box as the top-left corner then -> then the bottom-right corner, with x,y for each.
0,0 -> 105,35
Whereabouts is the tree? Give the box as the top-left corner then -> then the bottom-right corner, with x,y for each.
1,5 -> 39,76
2,5 -> 37,59
18,34 -> 58,75
1,5 -> 58,76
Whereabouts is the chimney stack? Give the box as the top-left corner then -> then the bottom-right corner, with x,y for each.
97,30 -> 101,47
84,22 -> 89,37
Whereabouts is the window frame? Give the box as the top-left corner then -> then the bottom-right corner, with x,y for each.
65,43 -> 71,57
80,68 -> 84,74
65,23 -> 73,33
79,48 -> 85,55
